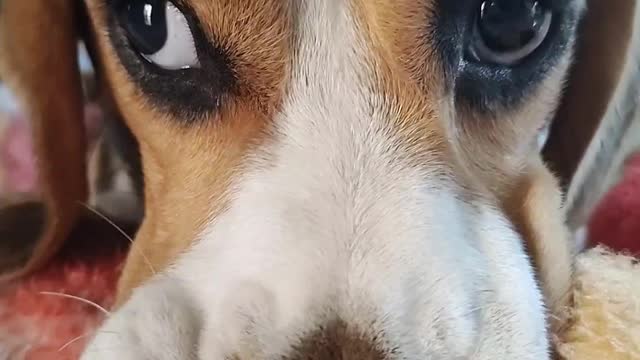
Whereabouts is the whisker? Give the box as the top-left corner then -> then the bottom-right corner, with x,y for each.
79,202 -> 156,275
57,330 -> 119,352
58,333 -> 91,352
39,291 -> 110,316
80,202 -> 135,244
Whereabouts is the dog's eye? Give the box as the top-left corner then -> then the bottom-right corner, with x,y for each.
469,0 -> 552,65
120,0 -> 199,70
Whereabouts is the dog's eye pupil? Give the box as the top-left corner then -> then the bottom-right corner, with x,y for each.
124,0 -> 167,55
118,0 -> 199,70
479,1 -> 544,52
471,0 -> 552,65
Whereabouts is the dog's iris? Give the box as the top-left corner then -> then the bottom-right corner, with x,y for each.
471,0 -> 552,65
119,0 -> 199,70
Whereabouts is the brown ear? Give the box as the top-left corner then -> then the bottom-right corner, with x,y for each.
543,0 -> 639,227
0,1 -> 88,280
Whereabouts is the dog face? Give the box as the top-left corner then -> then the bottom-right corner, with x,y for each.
86,1 -> 579,358
0,0 -> 638,359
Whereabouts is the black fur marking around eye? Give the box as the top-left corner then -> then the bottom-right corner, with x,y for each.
433,0 -> 582,113
105,0 -> 235,122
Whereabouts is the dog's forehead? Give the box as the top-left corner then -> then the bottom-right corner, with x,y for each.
179,0 -> 442,109
178,0 -> 447,159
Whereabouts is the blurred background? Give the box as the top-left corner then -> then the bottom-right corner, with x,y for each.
0,44 -> 96,196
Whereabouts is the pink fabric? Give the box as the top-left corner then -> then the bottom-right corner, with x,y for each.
0,251 -> 125,359
588,153 -> 640,255
0,103 -> 104,194
0,103 -> 114,360
1,115 -> 38,193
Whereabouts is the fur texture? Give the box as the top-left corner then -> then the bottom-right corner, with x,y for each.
0,0 -> 638,358
557,247 -> 640,360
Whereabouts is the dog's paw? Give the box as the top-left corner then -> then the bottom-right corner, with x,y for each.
81,278 -> 201,360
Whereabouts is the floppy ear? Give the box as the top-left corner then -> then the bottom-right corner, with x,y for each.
0,0 -> 88,280
543,0 -> 640,228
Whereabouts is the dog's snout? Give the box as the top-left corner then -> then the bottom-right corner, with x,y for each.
155,154 -> 547,359
193,248 -> 483,358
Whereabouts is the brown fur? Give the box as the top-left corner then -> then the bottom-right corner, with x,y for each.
502,157 -> 574,334
354,0 -> 450,167
114,106 -> 270,303
187,0 -> 292,111
0,0 -> 88,280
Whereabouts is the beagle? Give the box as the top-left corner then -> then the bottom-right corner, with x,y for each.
0,0 -> 638,359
